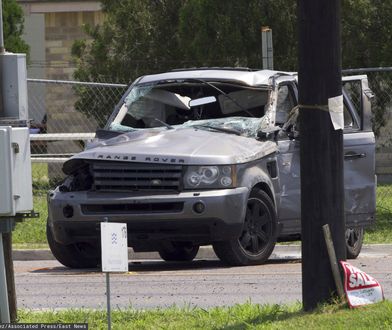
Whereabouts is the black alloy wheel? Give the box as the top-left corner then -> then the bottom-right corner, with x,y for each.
47,222 -> 101,269
213,189 -> 277,266
345,227 -> 364,259
239,195 -> 274,256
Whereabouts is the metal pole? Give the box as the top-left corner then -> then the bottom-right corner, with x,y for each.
0,234 -> 10,323
103,216 -> 111,330
0,0 -> 5,53
106,272 -> 111,330
3,232 -> 16,322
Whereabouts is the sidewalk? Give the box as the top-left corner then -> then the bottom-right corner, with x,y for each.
12,244 -> 392,261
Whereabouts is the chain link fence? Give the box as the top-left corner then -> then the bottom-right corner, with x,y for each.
28,70 -> 392,220
28,78 -> 127,193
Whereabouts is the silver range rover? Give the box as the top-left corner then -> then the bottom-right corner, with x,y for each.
47,68 -> 376,268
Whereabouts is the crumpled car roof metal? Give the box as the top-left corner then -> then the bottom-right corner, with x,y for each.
138,69 -> 294,87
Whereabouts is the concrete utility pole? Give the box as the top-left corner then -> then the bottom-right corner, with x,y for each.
298,0 -> 346,310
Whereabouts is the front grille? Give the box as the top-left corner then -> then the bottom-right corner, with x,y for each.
81,202 -> 184,214
90,161 -> 183,192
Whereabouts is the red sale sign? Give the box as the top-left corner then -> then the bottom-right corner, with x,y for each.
340,261 -> 384,308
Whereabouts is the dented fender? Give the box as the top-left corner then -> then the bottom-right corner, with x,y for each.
236,156 -> 279,210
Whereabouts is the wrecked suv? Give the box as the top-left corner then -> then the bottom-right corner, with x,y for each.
47,68 -> 376,268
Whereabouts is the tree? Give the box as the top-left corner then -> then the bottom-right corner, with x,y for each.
179,0 -> 389,70
3,0 -> 29,54
72,0 -> 392,130
341,1 -> 392,137
73,0 -> 186,84
178,0 -> 297,70
73,0 -> 390,79
72,0 -> 186,124
341,0 -> 392,68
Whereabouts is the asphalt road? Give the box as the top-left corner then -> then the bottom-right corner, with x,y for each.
13,245 -> 392,310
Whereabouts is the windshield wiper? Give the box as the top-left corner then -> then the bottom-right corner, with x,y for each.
151,117 -> 174,129
184,78 -> 254,117
192,124 -> 241,136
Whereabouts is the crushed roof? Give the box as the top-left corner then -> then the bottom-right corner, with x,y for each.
138,68 -> 294,87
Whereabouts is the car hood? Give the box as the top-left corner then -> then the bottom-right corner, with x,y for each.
63,127 -> 277,174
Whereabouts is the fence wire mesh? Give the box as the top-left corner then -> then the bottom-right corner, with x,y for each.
28,70 -> 392,221
28,78 -> 127,192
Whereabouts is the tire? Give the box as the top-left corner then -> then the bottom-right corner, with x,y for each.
158,243 -> 199,262
345,227 -> 364,259
213,189 -> 277,266
46,223 -> 100,269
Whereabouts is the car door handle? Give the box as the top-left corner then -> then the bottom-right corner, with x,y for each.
344,152 -> 366,160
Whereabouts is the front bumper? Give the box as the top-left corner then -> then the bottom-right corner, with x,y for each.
47,187 -> 249,247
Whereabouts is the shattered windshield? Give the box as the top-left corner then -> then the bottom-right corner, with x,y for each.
109,79 -> 270,137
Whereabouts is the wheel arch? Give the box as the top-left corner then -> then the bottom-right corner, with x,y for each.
252,182 -> 275,206
237,165 -> 278,209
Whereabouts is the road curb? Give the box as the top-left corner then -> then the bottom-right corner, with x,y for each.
12,246 -> 218,261
12,244 -> 392,261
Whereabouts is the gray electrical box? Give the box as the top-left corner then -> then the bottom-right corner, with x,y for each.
0,53 -> 28,121
0,126 -> 32,216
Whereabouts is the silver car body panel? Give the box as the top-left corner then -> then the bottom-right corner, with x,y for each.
137,69 -> 291,87
48,69 -> 376,248
64,127 -> 277,169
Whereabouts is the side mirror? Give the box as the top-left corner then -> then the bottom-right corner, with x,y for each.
189,96 -> 217,108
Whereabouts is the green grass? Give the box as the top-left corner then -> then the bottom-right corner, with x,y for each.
12,163 -> 53,248
16,301 -> 392,329
13,195 -> 48,248
364,184 -> 392,244
31,163 -> 50,191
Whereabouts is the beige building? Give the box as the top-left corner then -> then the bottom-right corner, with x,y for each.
18,0 -> 104,80
17,0 -> 106,136
17,1 -> 106,174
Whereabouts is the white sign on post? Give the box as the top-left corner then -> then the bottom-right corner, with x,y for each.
101,222 -> 128,273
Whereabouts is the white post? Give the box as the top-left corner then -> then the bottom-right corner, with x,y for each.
103,217 -> 111,330
261,26 -> 274,70
101,218 -> 128,330
0,234 -> 10,323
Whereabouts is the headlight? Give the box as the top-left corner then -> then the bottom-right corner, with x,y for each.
184,165 -> 236,189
